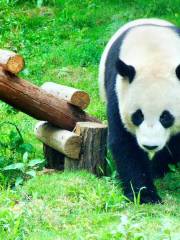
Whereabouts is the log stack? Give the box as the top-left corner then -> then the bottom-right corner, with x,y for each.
35,83 -> 107,176
0,49 -> 107,176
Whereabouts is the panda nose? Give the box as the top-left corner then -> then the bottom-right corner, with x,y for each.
143,145 -> 158,151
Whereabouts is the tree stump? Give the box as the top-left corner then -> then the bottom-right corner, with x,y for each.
42,122 -> 107,176
65,122 -> 107,176
43,144 -> 64,170
64,157 -> 80,170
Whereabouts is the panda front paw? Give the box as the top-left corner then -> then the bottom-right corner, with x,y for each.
139,192 -> 162,204
125,189 -> 162,204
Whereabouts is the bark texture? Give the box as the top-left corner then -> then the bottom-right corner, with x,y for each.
65,122 -> 108,176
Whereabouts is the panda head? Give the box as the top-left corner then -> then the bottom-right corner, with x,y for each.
116,59 -> 180,152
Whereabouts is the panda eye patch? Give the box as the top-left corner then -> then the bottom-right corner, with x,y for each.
176,65 -> 180,80
160,110 -> 174,128
131,109 -> 144,126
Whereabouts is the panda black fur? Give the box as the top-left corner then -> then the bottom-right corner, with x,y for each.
99,19 -> 180,203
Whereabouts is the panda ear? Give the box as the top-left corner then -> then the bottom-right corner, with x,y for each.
176,65 -> 180,80
116,59 -> 136,83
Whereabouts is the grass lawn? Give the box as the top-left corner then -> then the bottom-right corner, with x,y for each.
0,0 -> 179,239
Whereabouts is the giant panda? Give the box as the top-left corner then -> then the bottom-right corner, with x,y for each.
99,19 -> 180,204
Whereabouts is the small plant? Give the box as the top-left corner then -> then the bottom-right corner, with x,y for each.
0,121 -> 44,187
106,150 -> 117,179
130,182 -> 146,205
3,152 -> 44,187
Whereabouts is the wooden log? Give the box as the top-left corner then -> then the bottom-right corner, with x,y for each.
43,144 -> 64,170
0,49 -> 24,74
35,121 -> 81,159
41,82 -> 90,109
0,68 -> 99,130
65,122 -> 107,176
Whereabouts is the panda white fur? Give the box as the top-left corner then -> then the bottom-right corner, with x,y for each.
99,19 -> 180,203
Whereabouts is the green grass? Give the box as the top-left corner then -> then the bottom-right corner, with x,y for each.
0,171 -> 179,239
0,0 -> 180,239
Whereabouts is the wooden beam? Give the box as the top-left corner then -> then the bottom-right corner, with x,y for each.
0,49 -> 24,74
35,121 -> 81,159
0,68 -> 100,130
41,82 -> 90,110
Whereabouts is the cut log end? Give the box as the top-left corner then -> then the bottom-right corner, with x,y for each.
71,91 -> 90,109
74,122 -> 107,135
75,122 -> 107,128
7,55 -> 25,74
65,135 -> 81,159
0,49 -> 25,74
